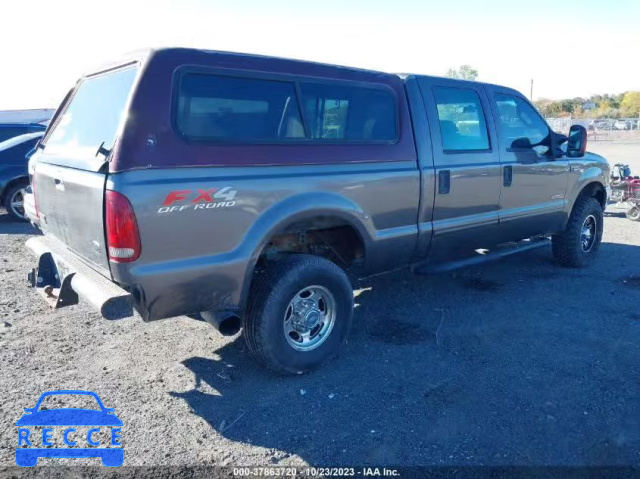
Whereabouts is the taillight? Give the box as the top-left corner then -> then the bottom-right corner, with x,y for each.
105,190 -> 141,263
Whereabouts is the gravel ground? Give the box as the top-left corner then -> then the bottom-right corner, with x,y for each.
589,141 -> 640,171
0,206 -> 639,470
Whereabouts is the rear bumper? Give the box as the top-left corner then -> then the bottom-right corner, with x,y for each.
25,236 -> 134,320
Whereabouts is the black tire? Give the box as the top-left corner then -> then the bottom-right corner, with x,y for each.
3,180 -> 29,221
244,254 -> 354,374
552,196 -> 603,267
626,207 -> 640,222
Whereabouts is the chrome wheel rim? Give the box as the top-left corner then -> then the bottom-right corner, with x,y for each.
581,215 -> 596,252
283,285 -> 336,351
629,208 -> 640,220
9,188 -> 26,219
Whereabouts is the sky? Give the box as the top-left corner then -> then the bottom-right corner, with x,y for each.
1,0 -> 639,110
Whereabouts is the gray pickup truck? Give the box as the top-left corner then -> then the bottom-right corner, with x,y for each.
24,48 -> 609,373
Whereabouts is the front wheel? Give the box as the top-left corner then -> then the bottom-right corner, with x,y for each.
626,207 -> 640,222
552,196 -> 603,267
244,255 -> 354,374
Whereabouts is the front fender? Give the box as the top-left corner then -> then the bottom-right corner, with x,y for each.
566,165 -> 608,213
238,192 -> 376,308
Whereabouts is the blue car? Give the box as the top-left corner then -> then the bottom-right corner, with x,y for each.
0,131 -> 44,220
16,390 -> 123,467
0,122 -> 45,143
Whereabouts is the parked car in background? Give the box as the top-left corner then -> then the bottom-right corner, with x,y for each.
0,123 -> 45,143
0,132 -> 43,220
614,119 -> 633,130
594,120 -> 614,131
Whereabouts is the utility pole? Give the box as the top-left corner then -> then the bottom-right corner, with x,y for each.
530,79 -> 534,101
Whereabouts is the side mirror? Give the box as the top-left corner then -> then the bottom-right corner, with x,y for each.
567,125 -> 587,158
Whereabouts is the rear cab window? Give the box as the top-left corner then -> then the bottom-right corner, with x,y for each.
175,72 -> 398,144
43,65 -> 139,161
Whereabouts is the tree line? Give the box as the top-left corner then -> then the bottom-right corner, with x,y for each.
534,92 -> 640,119
445,65 -> 640,119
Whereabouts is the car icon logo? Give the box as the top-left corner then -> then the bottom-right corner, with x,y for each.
15,389 -> 123,467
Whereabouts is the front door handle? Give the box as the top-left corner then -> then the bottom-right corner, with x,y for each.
54,178 -> 65,191
438,170 -> 450,194
503,166 -> 513,187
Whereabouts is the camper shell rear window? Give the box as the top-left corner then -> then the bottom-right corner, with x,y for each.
43,65 -> 138,158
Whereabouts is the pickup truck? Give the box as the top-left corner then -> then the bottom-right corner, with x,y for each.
24,48 -> 610,374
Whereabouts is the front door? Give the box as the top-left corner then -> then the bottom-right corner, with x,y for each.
417,77 -> 503,260
486,87 -> 569,240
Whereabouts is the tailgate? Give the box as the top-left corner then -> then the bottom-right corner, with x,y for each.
32,64 -> 139,275
34,162 -> 110,272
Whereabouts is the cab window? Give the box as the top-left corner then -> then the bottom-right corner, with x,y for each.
433,87 -> 490,152
494,93 -> 550,155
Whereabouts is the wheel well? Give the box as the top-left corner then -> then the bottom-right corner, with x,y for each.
577,182 -> 606,210
257,217 -> 365,272
1,177 -> 29,206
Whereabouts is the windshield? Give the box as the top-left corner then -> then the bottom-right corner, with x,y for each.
44,65 -> 138,158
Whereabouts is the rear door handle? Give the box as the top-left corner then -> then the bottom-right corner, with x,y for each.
54,178 -> 65,191
503,166 -> 513,187
438,170 -> 450,194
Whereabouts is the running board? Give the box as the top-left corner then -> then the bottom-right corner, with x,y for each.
413,238 -> 551,275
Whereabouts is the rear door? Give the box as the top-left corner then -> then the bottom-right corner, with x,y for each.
416,77 -> 502,259
486,87 -> 569,240
33,65 -> 138,274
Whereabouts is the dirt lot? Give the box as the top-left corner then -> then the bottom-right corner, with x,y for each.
589,141 -> 640,172
1,202 -> 639,470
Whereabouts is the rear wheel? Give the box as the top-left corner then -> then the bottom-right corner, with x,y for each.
552,196 -> 603,267
626,207 -> 640,222
244,255 -> 354,374
3,180 -> 29,221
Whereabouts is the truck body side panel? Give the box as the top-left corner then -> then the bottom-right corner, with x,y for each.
108,161 -> 420,320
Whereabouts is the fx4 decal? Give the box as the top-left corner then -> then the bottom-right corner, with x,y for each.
158,187 -> 237,214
